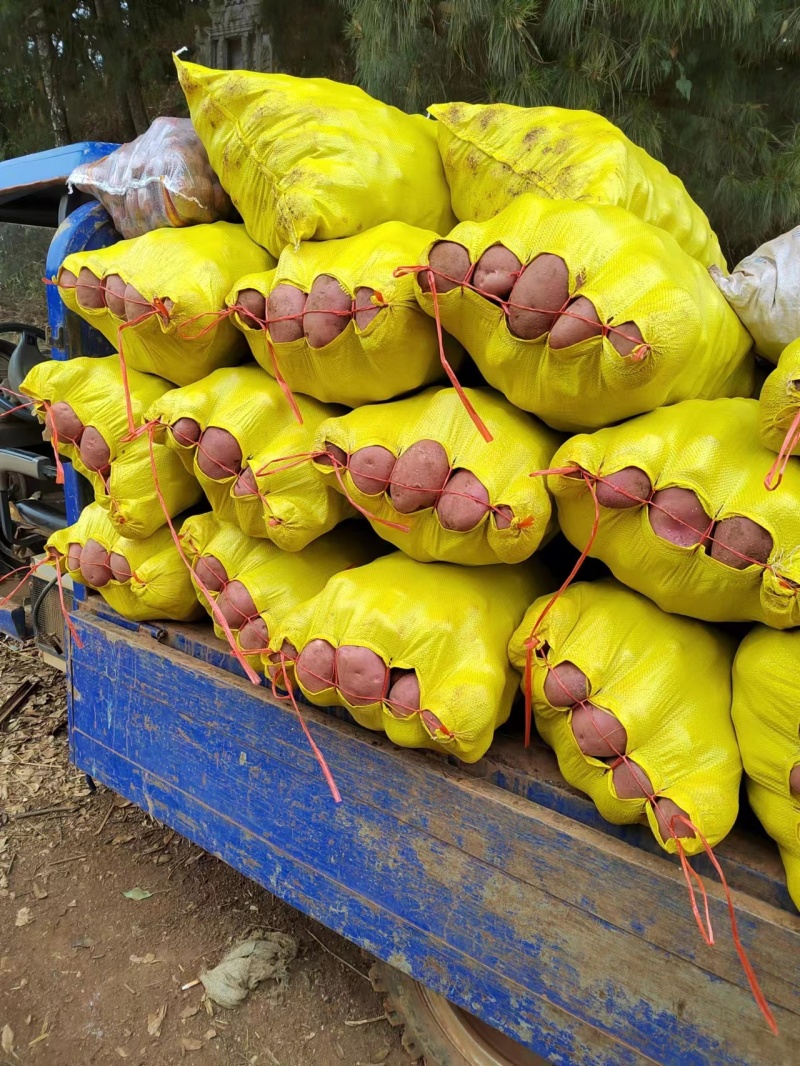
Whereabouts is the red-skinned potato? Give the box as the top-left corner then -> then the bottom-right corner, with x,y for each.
171,417 -> 201,447
78,426 -> 111,472
610,321 -> 645,357
649,487 -> 711,547
544,661 -> 589,707
354,287 -> 382,330
611,759 -> 653,800
80,538 -> 111,587
419,242 -> 470,294
549,296 -> 603,349
336,645 -> 387,706
710,517 -> 773,570
103,274 -> 127,318
570,703 -> 627,758
238,617 -> 269,652
236,288 -> 266,326
296,639 -> 336,693
216,580 -> 257,628
390,440 -> 449,513
790,764 -> 800,795
436,469 -> 490,531
59,268 -> 78,292
507,254 -> 570,339
267,284 -> 306,343
197,427 -> 242,480
495,505 -> 513,530
66,542 -> 82,573
233,467 -> 258,497
316,442 -> 348,469
349,445 -> 396,495
596,467 -> 652,509
48,402 -> 83,443
304,275 -> 352,349
387,670 -> 420,717
653,798 -> 695,841
473,244 -> 522,300
123,282 -> 146,321
76,267 -> 105,310
108,551 -> 132,583
193,554 -> 228,593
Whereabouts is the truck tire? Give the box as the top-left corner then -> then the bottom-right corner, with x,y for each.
370,961 -> 548,1066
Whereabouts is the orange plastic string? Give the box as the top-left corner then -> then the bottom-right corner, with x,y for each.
765,406 -> 800,490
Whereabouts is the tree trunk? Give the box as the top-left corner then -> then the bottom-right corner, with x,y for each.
92,0 -> 149,135
32,8 -> 71,145
126,82 -> 149,136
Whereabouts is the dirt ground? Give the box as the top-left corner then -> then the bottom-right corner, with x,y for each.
0,636 -> 420,1066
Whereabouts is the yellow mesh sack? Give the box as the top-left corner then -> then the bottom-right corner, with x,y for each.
731,626 -> 800,908
759,338 -> 800,468
146,365 -> 353,552
180,513 -> 378,667
550,398 -> 800,627
508,580 -> 740,855
313,386 -> 561,565
56,222 -> 272,386
270,551 -> 552,763
229,222 -> 460,408
413,194 -> 753,433
21,356 -> 201,540
429,101 -> 725,269
176,57 -> 455,257
48,502 -> 202,622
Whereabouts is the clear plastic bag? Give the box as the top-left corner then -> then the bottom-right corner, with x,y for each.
70,117 -> 233,239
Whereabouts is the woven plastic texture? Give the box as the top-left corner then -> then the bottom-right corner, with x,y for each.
21,356 -> 201,539
176,57 -> 455,257
57,222 -> 272,385
759,338 -> 800,454
429,101 -> 725,269
508,579 -> 740,855
147,365 -> 352,552
270,551 -> 551,763
413,193 -> 754,433
732,625 -> 800,908
315,386 -> 561,564
550,398 -> 800,627
69,117 -> 233,238
48,502 -> 202,622
230,221 -> 458,407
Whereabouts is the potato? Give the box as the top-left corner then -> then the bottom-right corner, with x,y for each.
80,538 -> 111,587
611,759 -> 653,800
236,288 -> 266,326
197,427 -> 242,480
59,267 -> 78,292
421,709 -> 448,737
507,254 -> 570,339
296,638 -> 336,693
103,274 -> 127,318
570,703 -> 627,758
419,241 -> 470,294
194,554 -> 228,593
349,445 -> 396,495
108,551 -> 132,583
238,617 -> 269,652
436,469 -> 490,530
473,244 -> 522,300
710,517 -> 773,570
653,798 -> 695,841
216,580 -> 257,629
495,505 -> 513,530
78,425 -> 111,472
649,487 -> 710,547
66,542 -> 82,573
387,670 -> 420,717
390,440 -> 449,513
267,284 -> 306,343
123,282 -> 147,321
596,467 -> 652,509
271,640 -> 298,665
76,267 -> 105,310
354,286 -> 382,330
304,274 -> 352,349
171,417 -> 201,446
610,321 -> 644,357
48,401 -> 83,443
549,296 -> 603,349
336,644 -> 387,706
233,467 -> 258,497
543,661 -> 589,707
317,442 -> 348,469
790,764 -> 800,796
